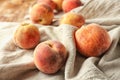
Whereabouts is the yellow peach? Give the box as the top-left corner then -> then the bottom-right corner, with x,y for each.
30,3 -> 54,25
13,23 -> 40,49
75,23 -> 111,57
60,12 -> 85,28
33,40 -> 68,74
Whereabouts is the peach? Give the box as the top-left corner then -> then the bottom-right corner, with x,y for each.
75,23 -> 111,57
30,3 -> 54,25
10,0 -> 23,5
33,40 -> 68,74
13,23 -> 40,49
52,0 -> 63,11
62,0 -> 82,13
37,0 -> 57,10
60,12 -> 85,28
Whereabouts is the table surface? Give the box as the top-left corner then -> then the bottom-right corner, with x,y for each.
0,0 -> 35,22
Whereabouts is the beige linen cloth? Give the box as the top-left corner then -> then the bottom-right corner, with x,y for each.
0,0 -> 120,80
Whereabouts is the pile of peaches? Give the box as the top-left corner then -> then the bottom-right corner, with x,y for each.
13,0 -> 111,74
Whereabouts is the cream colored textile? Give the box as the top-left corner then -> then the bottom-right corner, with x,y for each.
0,0 -> 120,80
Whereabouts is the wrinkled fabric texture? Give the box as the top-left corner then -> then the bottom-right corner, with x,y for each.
0,0 -> 120,80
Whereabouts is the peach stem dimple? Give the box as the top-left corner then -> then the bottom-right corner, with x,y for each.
46,43 -> 53,47
39,18 -> 42,22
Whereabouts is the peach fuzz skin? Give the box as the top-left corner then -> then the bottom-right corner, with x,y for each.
33,40 -> 68,74
60,12 -> 85,28
13,23 -> 40,49
75,23 -> 111,57
37,0 -> 57,10
52,0 -> 63,11
30,3 -> 54,25
62,0 -> 82,13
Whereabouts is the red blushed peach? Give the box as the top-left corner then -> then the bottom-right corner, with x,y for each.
30,3 -> 54,25
52,0 -> 63,11
60,12 -> 85,28
75,23 -> 111,57
33,40 -> 68,74
62,0 -> 82,13
13,23 -> 40,49
37,0 -> 57,10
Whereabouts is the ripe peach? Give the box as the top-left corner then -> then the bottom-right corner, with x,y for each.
62,0 -> 82,13
60,12 -> 85,28
33,40 -> 68,74
75,23 -> 111,57
52,0 -> 63,11
10,0 -> 23,5
13,23 -> 40,49
30,3 -> 54,25
37,0 -> 57,10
